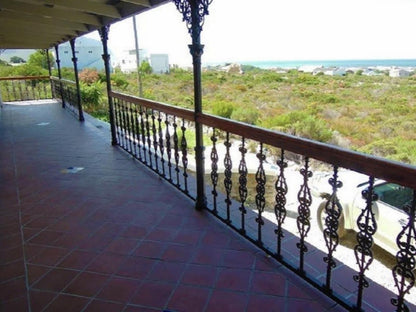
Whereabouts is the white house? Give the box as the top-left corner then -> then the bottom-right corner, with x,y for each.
150,54 -> 169,74
323,67 -> 346,76
116,49 -> 148,73
389,67 -> 411,77
57,37 -> 109,71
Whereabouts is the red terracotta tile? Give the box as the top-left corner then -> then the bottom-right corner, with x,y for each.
133,240 -> 167,259
181,264 -> 218,287
0,233 -> 22,250
0,296 -> 28,311
148,261 -> 186,282
221,249 -> 256,269
145,228 -> 177,241
216,268 -> 252,291
116,256 -> 156,279
51,232 -> 88,249
64,271 -> 109,297
254,254 -> 282,272
25,216 -> 58,229
124,305 -> 159,312
206,290 -> 248,312
32,268 -> 78,292
251,271 -> 286,296
97,277 -> 140,303
24,228 -> 40,241
162,244 -> 194,262
0,277 -> 27,301
201,231 -> 231,248
27,264 -> 51,286
173,229 -> 202,245
104,237 -> 139,255
84,300 -> 124,312
30,290 -> 57,312
78,234 -> 113,251
86,253 -> 126,274
130,281 -> 175,309
191,247 -> 223,266
28,246 -> 70,266
0,260 -> 25,282
286,298 -> 331,312
246,294 -> 286,312
121,225 -> 148,239
57,249 -> 98,270
167,285 -> 210,312
0,245 -> 23,264
43,294 -> 89,312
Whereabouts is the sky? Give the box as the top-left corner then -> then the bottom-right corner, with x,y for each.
86,0 -> 416,67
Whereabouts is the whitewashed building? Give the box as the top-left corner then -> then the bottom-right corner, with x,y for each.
57,37 -> 108,71
150,54 -> 170,74
389,67 -> 411,77
116,49 -> 148,73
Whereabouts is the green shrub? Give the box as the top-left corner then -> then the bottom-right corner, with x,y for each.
211,100 -> 235,118
80,81 -> 103,108
231,106 -> 259,124
79,68 -> 99,85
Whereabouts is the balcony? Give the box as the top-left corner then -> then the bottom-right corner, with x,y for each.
0,76 -> 415,311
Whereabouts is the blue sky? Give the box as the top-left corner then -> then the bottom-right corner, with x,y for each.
87,0 -> 416,66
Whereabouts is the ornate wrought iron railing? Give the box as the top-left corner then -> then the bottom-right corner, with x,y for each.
109,90 -> 416,312
51,77 -> 84,121
0,76 -> 52,102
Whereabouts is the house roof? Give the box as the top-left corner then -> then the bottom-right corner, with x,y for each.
0,0 -> 169,49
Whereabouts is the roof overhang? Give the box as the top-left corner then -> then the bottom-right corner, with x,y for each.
0,0 -> 169,49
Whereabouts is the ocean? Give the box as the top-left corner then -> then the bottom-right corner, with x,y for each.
210,59 -> 416,69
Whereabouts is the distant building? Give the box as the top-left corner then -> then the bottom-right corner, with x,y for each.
150,54 -> 170,74
389,67 -> 411,77
116,49 -> 148,73
56,37 -> 108,71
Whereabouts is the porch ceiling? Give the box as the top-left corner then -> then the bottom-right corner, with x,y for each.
0,0 -> 169,49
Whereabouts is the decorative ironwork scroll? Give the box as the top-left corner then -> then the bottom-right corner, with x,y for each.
180,119 -> 189,193
158,112 -> 165,176
165,117 -> 172,181
210,128 -> 219,214
145,108 -> 152,168
255,143 -> 266,245
173,0 -> 213,38
354,176 -> 378,311
323,166 -> 343,290
173,117 -> 181,187
224,132 -> 232,223
296,157 -> 312,273
139,107 -> 147,164
391,190 -> 416,312
152,110 -> 159,172
133,105 -> 141,160
274,149 -> 288,258
238,138 -> 248,234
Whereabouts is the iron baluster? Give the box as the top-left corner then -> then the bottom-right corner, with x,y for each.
224,132 -> 233,223
126,101 -> 134,154
139,106 -> 147,164
129,103 -> 138,158
133,104 -> 142,161
158,112 -> 165,176
274,149 -> 288,259
180,119 -> 189,193
165,116 -> 173,181
152,110 -> 159,173
255,143 -> 266,245
296,157 -> 312,273
114,98 -> 121,146
121,100 -> 129,151
354,176 -> 378,311
173,117 -> 181,188
210,128 -> 219,215
323,166 -> 343,291
391,190 -> 416,312
238,137 -> 248,234
145,108 -> 153,168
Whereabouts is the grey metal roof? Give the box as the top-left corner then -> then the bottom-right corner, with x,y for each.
0,0 -> 169,49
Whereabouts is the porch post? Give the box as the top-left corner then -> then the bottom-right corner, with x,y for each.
54,45 -> 65,107
99,25 -> 118,146
174,0 -> 213,210
70,38 -> 85,122
45,48 -> 54,99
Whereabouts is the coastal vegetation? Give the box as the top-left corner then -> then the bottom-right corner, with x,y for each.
1,58 -> 415,164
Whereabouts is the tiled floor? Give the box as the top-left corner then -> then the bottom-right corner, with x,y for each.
0,102 -> 347,311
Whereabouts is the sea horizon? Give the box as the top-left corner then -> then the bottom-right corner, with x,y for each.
205,58 -> 416,69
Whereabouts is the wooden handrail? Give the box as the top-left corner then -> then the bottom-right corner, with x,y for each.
198,112 -> 416,189
0,75 -> 50,81
110,91 -> 195,121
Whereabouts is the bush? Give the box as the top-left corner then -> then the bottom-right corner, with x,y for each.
231,106 -> 259,124
80,81 -> 103,108
111,73 -> 129,90
79,68 -> 99,85
211,100 -> 235,118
